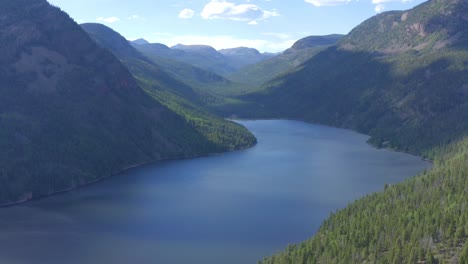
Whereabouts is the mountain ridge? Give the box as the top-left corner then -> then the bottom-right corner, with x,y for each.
0,0 -> 255,205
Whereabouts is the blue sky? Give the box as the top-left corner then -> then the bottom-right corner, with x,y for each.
48,0 -> 426,52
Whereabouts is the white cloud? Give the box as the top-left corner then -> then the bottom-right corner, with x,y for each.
201,0 -> 279,24
145,33 -> 295,53
304,0 -> 413,13
96,16 -> 120,23
371,0 -> 412,13
178,8 -> 195,19
372,0 -> 411,3
304,0 -> 352,6
374,3 -> 385,12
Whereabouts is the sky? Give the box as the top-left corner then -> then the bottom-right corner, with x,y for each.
48,0 -> 427,52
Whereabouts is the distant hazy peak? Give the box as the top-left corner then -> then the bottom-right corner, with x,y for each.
131,38 -> 150,45
219,47 -> 261,56
172,44 -> 218,53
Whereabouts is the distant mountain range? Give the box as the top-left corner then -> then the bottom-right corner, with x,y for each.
228,34 -> 344,90
131,40 -> 274,76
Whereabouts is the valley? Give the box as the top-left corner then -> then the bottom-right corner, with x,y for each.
0,0 -> 467,263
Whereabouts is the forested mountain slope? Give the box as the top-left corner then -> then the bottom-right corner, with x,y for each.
237,0 -> 468,155
132,42 -> 233,93
219,47 -> 274,69
81,23 -> 256,152
261,137 -> 468,263
256,0 -> 468,262
0,0 -> 254,205
228,35 -> 343,90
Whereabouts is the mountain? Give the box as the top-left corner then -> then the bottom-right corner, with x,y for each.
0,0 -> 254,205
81,24 -> 198,101
227,34 -> 344,90
134,42 -> 272,77
252,0 -> 468,262
131,38 -> 149,45
167,44 -> 236,75
132,42 -> 232,93
81,23 -> 255,151
219,47 -> 274,69
289,34 -> 343,50
233,0 -> 468,154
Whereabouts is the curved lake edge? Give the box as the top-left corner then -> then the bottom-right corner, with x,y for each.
0,119 -> 432,264
0,137 -> 257,208
233,118 -> 434,163
1,118 -> 432,208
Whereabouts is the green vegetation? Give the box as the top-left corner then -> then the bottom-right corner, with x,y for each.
224,0 -> 468,155
260,138 -> 468,264
81,23 -> 256,152
227,35 -> 343,93
254,0 -> 468,262
135,43 -> 236,76
133,43 -> 233,94
0,0 -> 254,205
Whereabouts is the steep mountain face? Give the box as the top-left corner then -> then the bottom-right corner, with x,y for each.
81,23 -> 255,152
340,0 -> 468,53
227,34 -> 343,89
81,24 -> 200,103
236,0 -> 468,154
219,47 -> 274,69
0,0 -> 253,205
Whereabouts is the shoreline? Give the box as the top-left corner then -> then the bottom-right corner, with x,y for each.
0,142 -> 256,208
235,118 -> 434,164
1,118 -> 433,208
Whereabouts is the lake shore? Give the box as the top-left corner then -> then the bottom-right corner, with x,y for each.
0,141 -> 257,208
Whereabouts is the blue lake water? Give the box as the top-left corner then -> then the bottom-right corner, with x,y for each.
0,120 -> 431,264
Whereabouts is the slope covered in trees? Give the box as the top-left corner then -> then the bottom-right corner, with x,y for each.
81,23 -> 256,151
261,137 -> 468,264
0,0 -> 254,205
229,0 -> 468,155
255,0 -> 468,262
132,42 -> 233,94
228,35 -> 343,91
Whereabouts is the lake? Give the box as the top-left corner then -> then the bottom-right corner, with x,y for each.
0,120 -> 431,264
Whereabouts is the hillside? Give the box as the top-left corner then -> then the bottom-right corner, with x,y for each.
0,0 -> 254,205
134,43 -> 236,76
232,0 -> 468,155
219,47 -> 274,69
251,0 -> 468,262
261,137 -> 468,263
81,23 -> 256,152
228,34 -> 343,90
132,42 -> 233,93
